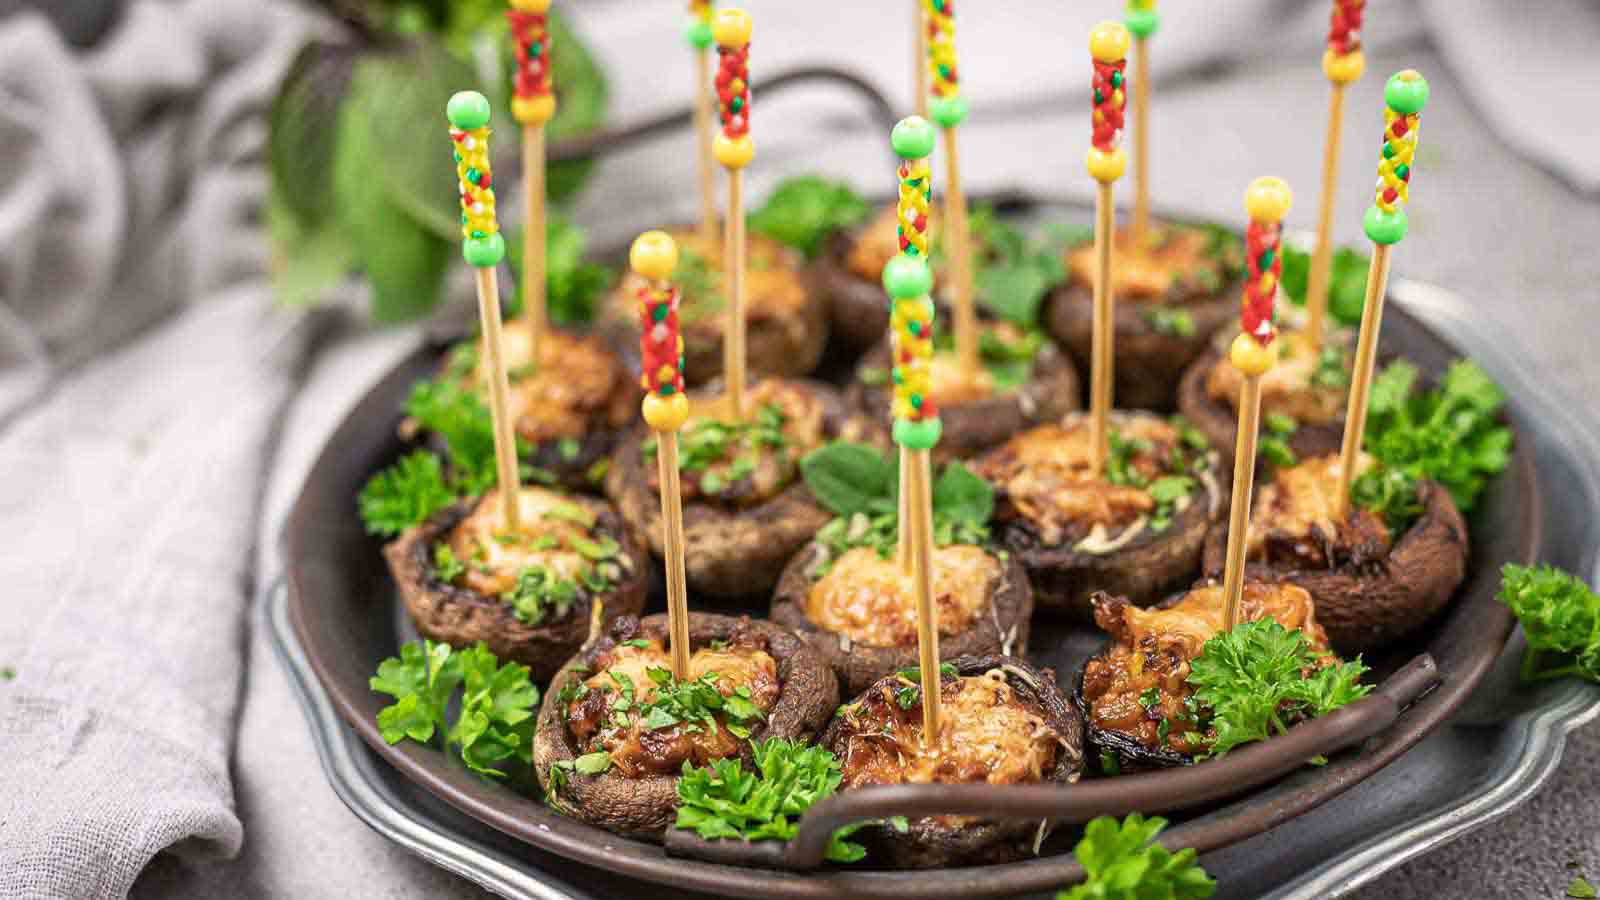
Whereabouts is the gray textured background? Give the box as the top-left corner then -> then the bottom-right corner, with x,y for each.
2,0 -> 1595,896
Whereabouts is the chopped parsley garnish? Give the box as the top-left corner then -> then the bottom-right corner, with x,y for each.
1310,345 -> 1351,389
1185,619 -> 1370,759
1057,813 -> 1214,900
1105,425 -> 1208,534
1140,306 -> 1196,338
370,640 -> 540,779
645,403 -> 789,488
431,543 -> 465,584
748,175 -> 871,259
500,565 -> 580,626
359,451 -> 456,537
1260,413 -> 1299,469
674,246 -> 725,324
1498,563 -> 1600,684
675,738 -> 907,864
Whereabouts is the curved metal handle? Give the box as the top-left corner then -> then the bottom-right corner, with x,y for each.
666,653 -> 1439,870
546,65 -> 898,166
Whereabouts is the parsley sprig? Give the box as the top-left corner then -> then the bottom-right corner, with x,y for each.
1185,619 -> 1370,759
1498,563 -> 1600,684
642,402 -> 788,496
1362,359 -> 1512,516
748,176 -> 871,259
370,640 -> 540,779
1057,813 -> 1215,900
674,738 -> 908,864
360,451 -> 457,537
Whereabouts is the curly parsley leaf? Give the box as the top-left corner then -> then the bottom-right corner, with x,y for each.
405,378 -> 500,494
1351,465 -> 1424,534
1498,564 -> 1600,684
370,640 -> 540,779
1362,359 -> 1511,515
1186,619 -> 1371,759
359,450 -> 456,537
749,176 -> 871,259
674,738 -> 902,863
1058,813 -> 1215,900
1280,245 -> 1369,326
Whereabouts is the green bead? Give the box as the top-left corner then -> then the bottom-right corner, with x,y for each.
453,151 -> 462,163
909,321 -> 921,337
1110,71 -> 1124,89
881,255 -> 933,299
661,383 -> 676,395
731,97 -> 743,113
894,417 -> 943,450
891,116 -> 937,160
447,91 -> 492,130
467,167 -> 482,185
933,0 -> 945,11
929,95 -> 968,128
463,232 -> 506,267
1395,163 -> 1411,181
651,303 -> 668,322
461,213 -> 468,224
1364,207 -> 1408,245
1259,248 -> 1275,271
892,370 -> 904,384
685,20 -> 714,48
1125,8 -> 1160,38
1382,142 -> 1395,159
910,394 -> 923,409
1384,71 -> 1429,115
939,64 -> 951,80
530,41 -> 543,57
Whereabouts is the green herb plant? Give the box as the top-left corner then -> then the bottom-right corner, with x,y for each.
1361,359 -> 1512,515
1185,619 -> 1370,759
370,640 -> 540,778
1497,563 -> 1600,684
1057,813 -> 1215,900
749,176 -> 871,259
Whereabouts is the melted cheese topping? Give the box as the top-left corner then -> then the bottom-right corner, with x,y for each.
650,379 -> 827,507
974,414 -> 1183,545
926,351 -> 998,406
1065,223 -> 1226,303
479,326 -> 633,443
1247,452 -> 1383,550
446,487 -> 607,595
846,203 -> 938,282
836,670 -> 1063,789
1206,331 -> 1348,426
1082,583 -> 1331,755
805,545 -> 1001,647
566,636 -> 781,777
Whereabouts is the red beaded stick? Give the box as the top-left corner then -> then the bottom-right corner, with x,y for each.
1240,214 -> 1284,347
508,0 -> 557,364
1091,56 -> 1127,155
1306,0 -> 1368,349
1328,0 -> 1365,56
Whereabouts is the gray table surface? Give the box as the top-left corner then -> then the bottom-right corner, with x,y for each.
132,1 -> 1600,897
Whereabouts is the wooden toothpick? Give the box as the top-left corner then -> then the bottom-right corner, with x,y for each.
1125,1 -> 1159,246
712,9 -> 754,420
508,0 -> 557,358
687,2 -> 719,245
1306,0 -> 1368,349
1086,22 -> 1131,476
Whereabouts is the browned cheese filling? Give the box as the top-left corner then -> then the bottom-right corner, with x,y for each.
1065,224 -> 1227,304
973,414 -> 1189,547
1206,331 -> 1350,426
1081,583 -> 1332,756
477,325 -> 634,443
805,545 -> 1001,647
834,670 -> 1065,792
645,379 -> 826,507
1247,453 -> 1391,569
444,487 -> 612,597
615,227 -> 808,342
564,632 -> 780,778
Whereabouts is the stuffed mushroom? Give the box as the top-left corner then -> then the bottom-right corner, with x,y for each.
382,485 -> 648,682
533,612 -> 838,839
599,227 -> 828,385
1200,452 -> 1469,652
605,378 -> 874,601
971,411 -> 1225,615
847,321 -> 1081,461
1047,223 -> 1245,411
821,655 -> 1084,868
815,202 -> 912,349
1076,582 -> 1335,772
770,537 -> 1032,695
1178,323 -> 1356,462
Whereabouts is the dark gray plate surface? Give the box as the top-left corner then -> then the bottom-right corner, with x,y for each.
272,249 -> 1600,898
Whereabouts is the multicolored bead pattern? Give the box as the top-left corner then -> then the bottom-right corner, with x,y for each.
446,91 -> 504,268
508,1 -> 555,125
1364,70 -> 1428,245
1090,54 -> 1127,154
896,156 -> 931,260
630,231 -> 688,432
1240,177 -> 1293,350
922,0 -> 968,127
880,117 -> 941,450
1327,0 -> 1365,56
711,9 -> 754,169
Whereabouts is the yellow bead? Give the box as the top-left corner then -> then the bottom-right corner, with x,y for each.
642,392 -> 690,432
630,230 -> 679,281
656,364 -> 676,384
713,8 -> 752,47
508,0 -> 551,10
1257,272 -> 1277,295
714,133 -> 755,169
1322,49 -> 1365,85
1089,21 -> 1130,63
1086,147 -> 1127,184
1244,176 -> 1292,224
1229,333 -> 1278,376
1112,89 -> 1124,106
511,94 -> 557,125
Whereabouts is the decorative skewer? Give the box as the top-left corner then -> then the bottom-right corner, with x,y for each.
448,91 -> 520,532
1221,176 -> 1293,631
632,230 -> 693,681
885,117 -> 937,574
1125,0 -> 1159,246
882,164 -> 944,746
509,0 -> 557,357
923,0 -> 976,381
687,1 -> 718,244
913,0 -> 928,119
713,8 -> 755,420
1335,70 -> 1429,516
1086,22 -> 1131,475
1305,0 -> 1367,349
